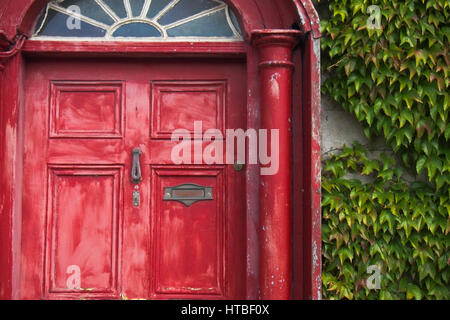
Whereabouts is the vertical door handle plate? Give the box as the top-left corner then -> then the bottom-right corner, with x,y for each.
131,148 -> 142,184
133,190 -> 140,207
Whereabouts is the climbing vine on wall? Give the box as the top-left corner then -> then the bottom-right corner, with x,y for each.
319,0 -> 449,299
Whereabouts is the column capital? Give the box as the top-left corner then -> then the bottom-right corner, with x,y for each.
251,30 -> 302,69
251,29 -> 303,47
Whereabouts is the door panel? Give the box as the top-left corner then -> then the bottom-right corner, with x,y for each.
21,58 -> 246,300
151,81 -> 225,139
152,166 -> 225,297
45,166 -> 122,299
49,82 -> 124,138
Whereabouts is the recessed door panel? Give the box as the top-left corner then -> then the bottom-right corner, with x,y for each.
152,166 -> 225,297
151,81 -> 225,139
45,166 -> 122,299
49,82 -> 123,138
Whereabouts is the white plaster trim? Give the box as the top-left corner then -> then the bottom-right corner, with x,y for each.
34,4 -> 50,36
164,4 -> 226,30
106,19 -> 167,38
153,0 -> 182,22
123,0 -> 133,18
95,0 -> 120,22
225,6 -> 240,38
31,36 -> 242,42
140,0 -> 153,18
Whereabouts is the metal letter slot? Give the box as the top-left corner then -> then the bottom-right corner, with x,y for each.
163,183 -> 213,207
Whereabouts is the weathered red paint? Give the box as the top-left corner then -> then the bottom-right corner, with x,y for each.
252,30 -> 302,300
20,58 -> 247,300
22,41 -> 248,57
301,33 -> 322,301
0,0 -> 322,300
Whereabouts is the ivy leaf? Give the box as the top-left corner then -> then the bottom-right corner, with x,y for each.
427,158 -> 442,180
416,156 -> 427,174
362,159 -> 380,175
406,284 -> 422,300
338,247 -> 354,265
333,9 -> 348,23
445,126 -> 450,141
400,109 -> 414,128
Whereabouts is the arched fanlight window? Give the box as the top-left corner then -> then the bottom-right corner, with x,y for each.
33,0 -> 243,41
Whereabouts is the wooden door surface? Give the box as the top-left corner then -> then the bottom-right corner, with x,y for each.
20,57 -> 247,300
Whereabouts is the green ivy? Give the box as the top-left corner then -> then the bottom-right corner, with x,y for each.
320,0 -> 449,299
322,143 -> 449,299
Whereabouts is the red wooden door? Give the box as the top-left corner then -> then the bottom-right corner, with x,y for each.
19,57 -> 247,300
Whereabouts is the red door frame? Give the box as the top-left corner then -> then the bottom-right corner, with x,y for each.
0,0 -> 322,300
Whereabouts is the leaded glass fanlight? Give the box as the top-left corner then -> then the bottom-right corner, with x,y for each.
33,0 -> 243,41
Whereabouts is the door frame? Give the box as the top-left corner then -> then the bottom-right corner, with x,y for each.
0,0 -> 322,300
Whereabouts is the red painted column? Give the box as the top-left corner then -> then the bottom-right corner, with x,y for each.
252,30 -> 302,300
0,35 -> 26,300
